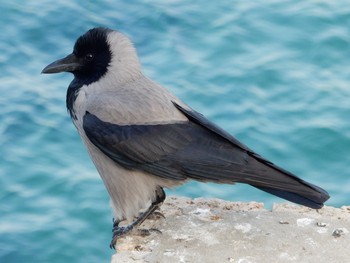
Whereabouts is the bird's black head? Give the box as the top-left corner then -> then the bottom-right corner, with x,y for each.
42,27 -> 114,119
42,27 -> 112,85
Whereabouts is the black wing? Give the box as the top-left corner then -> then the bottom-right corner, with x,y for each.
83,103 -> 329,208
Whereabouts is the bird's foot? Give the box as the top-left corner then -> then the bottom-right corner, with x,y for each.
109,187 -> 166,250
110,222 -> 134,249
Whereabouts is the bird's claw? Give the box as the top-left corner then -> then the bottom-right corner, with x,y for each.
136,228 -> 162,237
110,225 -> 134,249
151,211 -> 166,219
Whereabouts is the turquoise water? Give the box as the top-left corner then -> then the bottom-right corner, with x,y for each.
1,1 -> 350,262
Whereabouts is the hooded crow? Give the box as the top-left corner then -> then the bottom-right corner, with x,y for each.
42,27 -> 330,249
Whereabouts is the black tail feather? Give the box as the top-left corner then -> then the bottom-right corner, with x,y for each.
253,185 -> 329,209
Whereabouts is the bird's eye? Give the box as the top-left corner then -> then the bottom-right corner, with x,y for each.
85,53 -> 94,61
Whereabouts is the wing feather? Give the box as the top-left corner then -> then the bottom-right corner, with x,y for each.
83,104 -> 329,209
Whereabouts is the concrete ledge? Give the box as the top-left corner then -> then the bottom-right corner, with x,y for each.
111,196 -> 350,263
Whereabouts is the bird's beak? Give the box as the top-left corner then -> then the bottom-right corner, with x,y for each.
42,53 -> 82,74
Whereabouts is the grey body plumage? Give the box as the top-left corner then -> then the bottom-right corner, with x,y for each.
42,27 -> 330,249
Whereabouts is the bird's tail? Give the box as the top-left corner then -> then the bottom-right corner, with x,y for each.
252,183 -> 329,209
246,153 -> 330,209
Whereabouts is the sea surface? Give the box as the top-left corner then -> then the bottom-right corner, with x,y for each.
1,1 -> 350,262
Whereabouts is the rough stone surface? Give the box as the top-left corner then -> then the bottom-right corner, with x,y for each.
111,196 -> 350,263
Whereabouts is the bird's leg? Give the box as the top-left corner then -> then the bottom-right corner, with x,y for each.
110,187 -> 166,249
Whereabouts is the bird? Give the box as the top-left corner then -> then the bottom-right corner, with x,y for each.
42,27 -> 330,249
